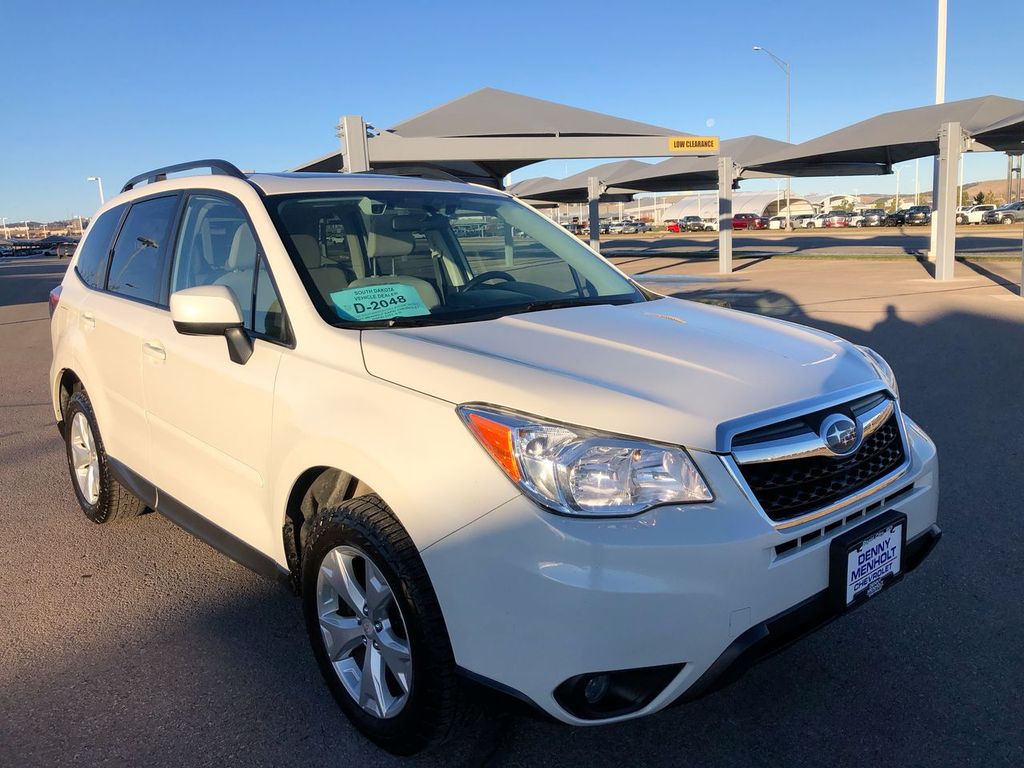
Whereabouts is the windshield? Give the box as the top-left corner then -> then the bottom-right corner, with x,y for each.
266,190 -> 645,327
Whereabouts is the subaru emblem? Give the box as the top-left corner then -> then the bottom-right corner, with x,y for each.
820,414 -> 860,456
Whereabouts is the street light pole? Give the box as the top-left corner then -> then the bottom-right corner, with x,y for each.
1,217 -> 8,239
753,45 -> 791,228
87,176 -> 105,205
894,166 -> 907,211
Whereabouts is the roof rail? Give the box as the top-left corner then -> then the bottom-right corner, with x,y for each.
121,159 -> 247,193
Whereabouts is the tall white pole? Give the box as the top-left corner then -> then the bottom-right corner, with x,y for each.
928,0 -> 948,263
935,0 -> 947,104
915,159 -> 920,205
2,217 -> 8,239
87,176 -> 105,205
753,46 -> 792,228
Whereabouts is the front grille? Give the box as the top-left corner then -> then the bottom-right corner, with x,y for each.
737,413 -> 906,523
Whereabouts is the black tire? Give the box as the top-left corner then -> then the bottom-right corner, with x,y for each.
64,390 -> 145,523
302,494 -> 461,755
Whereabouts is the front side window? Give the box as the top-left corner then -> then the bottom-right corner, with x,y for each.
107,195 -> 179,303
172,194 -> 287,341
74,203 -> 126,289
266,191 -> 644,328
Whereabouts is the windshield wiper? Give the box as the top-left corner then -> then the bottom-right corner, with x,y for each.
349,296 -> 640,330
503,295 -> 638,317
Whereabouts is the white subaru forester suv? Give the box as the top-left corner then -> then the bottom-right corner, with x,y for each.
49,160 -> 941,754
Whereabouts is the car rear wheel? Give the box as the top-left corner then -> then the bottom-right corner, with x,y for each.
302,494 -> 462,755
1003,216 -> 1014,225
64,391 -> 145,523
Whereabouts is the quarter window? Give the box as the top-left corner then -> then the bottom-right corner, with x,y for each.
107,195 -> 179,303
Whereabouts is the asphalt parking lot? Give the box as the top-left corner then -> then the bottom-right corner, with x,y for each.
2,254 -> 1023,767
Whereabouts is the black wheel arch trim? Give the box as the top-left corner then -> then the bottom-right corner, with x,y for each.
106,455 -> 291,586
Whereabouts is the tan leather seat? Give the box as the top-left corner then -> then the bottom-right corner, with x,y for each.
291,233 -> 350,303
214,224 -> 257,308
347,223 -> 440,309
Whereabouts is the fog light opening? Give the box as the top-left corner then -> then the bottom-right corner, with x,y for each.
583,674 -> 610,704
554,663 -> 684,720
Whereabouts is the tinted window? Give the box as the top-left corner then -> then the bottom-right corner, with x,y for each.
74,204 -> 126,288
107,195 -> 179,303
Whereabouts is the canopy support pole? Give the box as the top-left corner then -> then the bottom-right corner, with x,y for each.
933,121 -> 961,281
340,115 -> 370,173
718,156 -> 734,273
588,176 -> 603,253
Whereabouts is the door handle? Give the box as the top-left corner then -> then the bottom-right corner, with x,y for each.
80,312 -> 95,331
142,340 -> 166,362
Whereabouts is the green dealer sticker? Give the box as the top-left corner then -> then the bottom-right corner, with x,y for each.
330,283 -> 430,322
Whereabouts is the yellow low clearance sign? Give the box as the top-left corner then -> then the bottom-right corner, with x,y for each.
668,136 -> 720,153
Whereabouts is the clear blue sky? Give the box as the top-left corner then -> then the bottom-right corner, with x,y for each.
2,0 -> 1022,223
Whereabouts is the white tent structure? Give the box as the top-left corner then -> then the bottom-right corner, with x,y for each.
661,191 -> 813,221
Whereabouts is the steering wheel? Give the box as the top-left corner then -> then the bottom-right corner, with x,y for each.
462,270 -> 516,291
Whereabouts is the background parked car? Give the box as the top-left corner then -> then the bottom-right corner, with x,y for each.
805,213 -> 829,228
664,219 -> 682,233
857,208 -> 887,227
701,217 -> 719,231
768,215 -> 787,229
680,215 -> 704,231
790,213 -> 815,228
884,209 -> 909,226
825,211 -> 851,228
620,220 -> 650,234
732,213 -> 767,230
904,205 -> 932,226
956,204 -> 996,224
983,201 -> 1024,224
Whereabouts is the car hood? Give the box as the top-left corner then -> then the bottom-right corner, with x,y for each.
359,297 -> 882,451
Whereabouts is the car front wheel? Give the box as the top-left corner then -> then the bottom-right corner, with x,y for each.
302,494 -> 462,755
64,390 -> 145,523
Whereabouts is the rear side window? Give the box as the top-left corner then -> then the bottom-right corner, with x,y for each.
107,195 -> 179,304
74,204 -> 126,288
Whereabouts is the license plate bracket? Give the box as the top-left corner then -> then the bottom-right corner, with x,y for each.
829,509 -> 907,611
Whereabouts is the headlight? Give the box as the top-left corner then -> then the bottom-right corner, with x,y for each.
458,405 -> 713,517
856,345 -> 899,400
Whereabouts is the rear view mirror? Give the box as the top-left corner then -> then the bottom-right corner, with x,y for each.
170,285 -> 253,365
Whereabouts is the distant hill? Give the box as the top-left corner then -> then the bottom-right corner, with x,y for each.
960,178 -> 1021,204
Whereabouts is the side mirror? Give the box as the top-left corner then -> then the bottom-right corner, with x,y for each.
170,285 -> 253,365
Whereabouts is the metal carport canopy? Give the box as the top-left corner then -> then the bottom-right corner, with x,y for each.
511,160 -> 653,203
745,95 -> 1024,287
292,87 -> 711,185
602,135 -> 794,192
747,95 -> 1024,175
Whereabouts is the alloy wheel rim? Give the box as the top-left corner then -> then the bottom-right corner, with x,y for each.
70,412 -> 100,505
316,545 -> 413,719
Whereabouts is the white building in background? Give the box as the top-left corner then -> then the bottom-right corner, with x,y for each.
661,190 -> 814,220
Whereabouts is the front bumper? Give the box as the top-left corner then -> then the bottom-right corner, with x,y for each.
422,416 -> 939,725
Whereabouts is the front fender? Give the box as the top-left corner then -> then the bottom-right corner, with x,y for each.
268,346 -> 521,565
